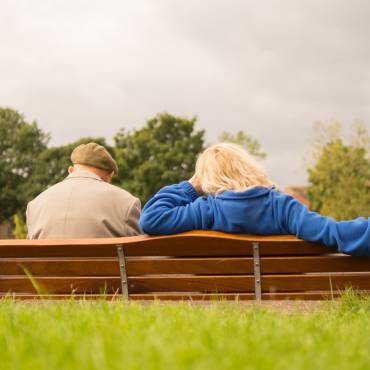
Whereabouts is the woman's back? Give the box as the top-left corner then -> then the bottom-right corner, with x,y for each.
140,143 -> 370,257
140,181 -> 370,256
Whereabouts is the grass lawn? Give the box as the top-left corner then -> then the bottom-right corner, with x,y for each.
0,293 -> 369,370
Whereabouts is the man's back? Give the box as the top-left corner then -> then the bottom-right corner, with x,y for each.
27,170 -> 141,239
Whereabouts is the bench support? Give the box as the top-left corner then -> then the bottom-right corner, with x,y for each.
252,242 -> 262,301
117,245 -> 129,300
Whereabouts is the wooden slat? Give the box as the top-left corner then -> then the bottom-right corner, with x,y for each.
123,237 -> 331,257
0,258 -> 120,276
0,292 -> 346,300
2,273 -> 370,294
0,231 -> 316,247
128,292 -> 348,301
261,255 -> 370,273
0,231 -> 333,257
2,291 -> 370,301
0,293 -> 121,300
1,255 -> 369,276
0,244 -> 118,258
128,275 -> 253,293
127,257 -> 254,274
0,257 -> 253,276
127,273 -> 370,293
262,273 -> 370,292
0,277 -> 121,294
126,255 -> 368,274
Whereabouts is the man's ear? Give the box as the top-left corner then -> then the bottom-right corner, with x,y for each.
68,166 -> 74,174
108,171 -> 115,183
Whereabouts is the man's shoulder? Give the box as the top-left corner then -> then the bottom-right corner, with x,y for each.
28,178 -> 138,208
28,180 -> 68,205
99,182 -> 138,202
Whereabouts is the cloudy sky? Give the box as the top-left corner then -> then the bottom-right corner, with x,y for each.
1,0 -> 369,187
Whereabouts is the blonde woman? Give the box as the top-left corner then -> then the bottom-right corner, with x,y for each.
140,143 -> 370,256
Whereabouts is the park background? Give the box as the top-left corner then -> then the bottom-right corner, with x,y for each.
1,3 -> 370,370
1,1 -> 370,237
1,1 -> 370,183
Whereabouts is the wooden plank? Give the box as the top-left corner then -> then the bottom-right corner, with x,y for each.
261,255 -> 370,273
2,272 -> 370,294
0,245 -> 119,258
2,291 -> 370,301
0,231 -> 333,257
0,230 -> 312,247
0,277 -> 121,294
127,273 -> 370,293
0,238 -> 331,258
127,256 -> 370,274
122,237 -> 331,257
2,255 -> 369,277
128,292 -> 348,301
261,273 -> 370,292
127,257 -> 254,275
128,275 -> 254,293
0,257 -> 254,276
0,293 -> 121,300
0,292 -> 344,300
0,258 -> 120,276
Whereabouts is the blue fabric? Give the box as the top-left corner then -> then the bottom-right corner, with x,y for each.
140,181 -> 370,256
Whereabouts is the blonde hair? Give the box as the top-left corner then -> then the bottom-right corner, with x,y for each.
195,143 -> 274,194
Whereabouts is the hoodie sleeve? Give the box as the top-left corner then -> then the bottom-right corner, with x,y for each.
274,192 -> 370,256
140,181 -> 214,234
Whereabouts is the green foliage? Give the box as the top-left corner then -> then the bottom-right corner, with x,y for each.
13,213 -> 27,239
0,108 -> 49,222
308,122 -> 370,220
0,106 -> 110,228
0,108 -> 204,224
219,130 -> 266,159
0,297 -> 369,370
114,113 -> 205,203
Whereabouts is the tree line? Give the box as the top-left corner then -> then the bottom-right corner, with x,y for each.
0,107 -> 369,237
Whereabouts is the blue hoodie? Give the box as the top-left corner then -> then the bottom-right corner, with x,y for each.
140,181 -> 370,256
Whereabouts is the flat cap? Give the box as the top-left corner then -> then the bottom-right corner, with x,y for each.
71,143 -> 119,175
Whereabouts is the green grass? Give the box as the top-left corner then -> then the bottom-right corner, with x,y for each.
0,293 -> 369,370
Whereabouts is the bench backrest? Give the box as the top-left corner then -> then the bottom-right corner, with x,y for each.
1,231 -> 369,300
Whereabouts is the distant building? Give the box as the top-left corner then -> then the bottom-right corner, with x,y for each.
0,222 -> 14,239
284,186 -> 310,208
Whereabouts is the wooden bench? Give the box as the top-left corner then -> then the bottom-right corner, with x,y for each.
1,231 -> 369,300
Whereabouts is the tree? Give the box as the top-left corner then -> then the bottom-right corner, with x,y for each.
114,113 -> 205,204
307,122 -> 370,220
0,108 -> 49,222
219,130 -> 266,159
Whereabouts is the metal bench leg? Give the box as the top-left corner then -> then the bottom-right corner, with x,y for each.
117,245 -> 129,300
252,242 -> 262,301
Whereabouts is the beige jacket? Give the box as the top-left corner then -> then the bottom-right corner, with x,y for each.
26,170 -> 141,239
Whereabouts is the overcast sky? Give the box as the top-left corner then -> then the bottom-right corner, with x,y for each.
1,0 -> 369,187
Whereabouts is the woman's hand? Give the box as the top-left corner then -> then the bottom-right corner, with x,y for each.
189,175 -> 203,194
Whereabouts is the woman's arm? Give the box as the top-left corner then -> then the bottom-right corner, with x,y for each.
275,192 -> 370,256
140,181 -> 214,234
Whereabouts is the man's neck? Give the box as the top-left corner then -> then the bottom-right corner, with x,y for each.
69,165 -> 111,183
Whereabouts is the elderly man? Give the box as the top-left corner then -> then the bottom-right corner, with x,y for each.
26,142 -> 141,239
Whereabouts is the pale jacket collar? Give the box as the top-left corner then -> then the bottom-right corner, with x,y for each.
65,169 -> 103,182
